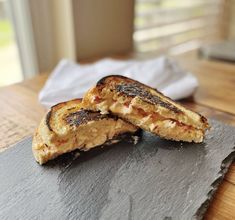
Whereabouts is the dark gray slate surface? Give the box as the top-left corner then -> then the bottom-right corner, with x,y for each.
0,120 -> 234,220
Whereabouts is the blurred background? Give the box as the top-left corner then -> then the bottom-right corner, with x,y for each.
0,0 -> 235,86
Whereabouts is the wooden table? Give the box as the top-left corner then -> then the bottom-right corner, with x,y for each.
1,51 -> 235,219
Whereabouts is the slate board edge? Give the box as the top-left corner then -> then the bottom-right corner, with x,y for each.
195,150 -> 235,220
1,119 -> 235,220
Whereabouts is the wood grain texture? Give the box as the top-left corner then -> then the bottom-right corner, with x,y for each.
205,180 -> 235,220
0,82 -> 45,152
0,51 -> 235,219
225,164 -> 235,185
174,51 -> 235,115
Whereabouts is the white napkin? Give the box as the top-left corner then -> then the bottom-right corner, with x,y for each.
39,57 -> 198,108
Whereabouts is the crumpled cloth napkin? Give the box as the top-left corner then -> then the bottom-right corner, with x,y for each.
39,57 -> 198,108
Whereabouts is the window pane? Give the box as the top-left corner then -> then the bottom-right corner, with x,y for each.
134,0 -> 225,55
0,0 -> 22,87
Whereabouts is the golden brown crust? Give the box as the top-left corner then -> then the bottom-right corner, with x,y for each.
82,75 -> 209,143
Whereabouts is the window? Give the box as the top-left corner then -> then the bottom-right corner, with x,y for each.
0,0 -> 22,86
134,0 -> 228,55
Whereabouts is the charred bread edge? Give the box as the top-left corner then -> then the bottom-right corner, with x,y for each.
45,98 -> 83,132
45,98 -> 135,133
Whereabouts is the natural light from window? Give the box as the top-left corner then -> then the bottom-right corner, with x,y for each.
0,0 -> 22,87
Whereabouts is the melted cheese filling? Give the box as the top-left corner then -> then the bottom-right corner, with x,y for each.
90,94 -> 200,134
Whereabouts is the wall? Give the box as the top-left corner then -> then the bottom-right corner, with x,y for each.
72,0 -> 134,60
228,0 -> 235,40
28,0 -> 134,72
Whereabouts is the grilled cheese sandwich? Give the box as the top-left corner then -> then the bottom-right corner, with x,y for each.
82,75 -> 209,143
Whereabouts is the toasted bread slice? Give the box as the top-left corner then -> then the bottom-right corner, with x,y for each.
82,75 -> 209,143
32,98 -> 138,164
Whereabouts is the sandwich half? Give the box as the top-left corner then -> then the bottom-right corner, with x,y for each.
82,75 -> 209,143
32,98 -> 138,164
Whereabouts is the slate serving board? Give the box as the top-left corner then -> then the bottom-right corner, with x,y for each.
0,119 -> 235,220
